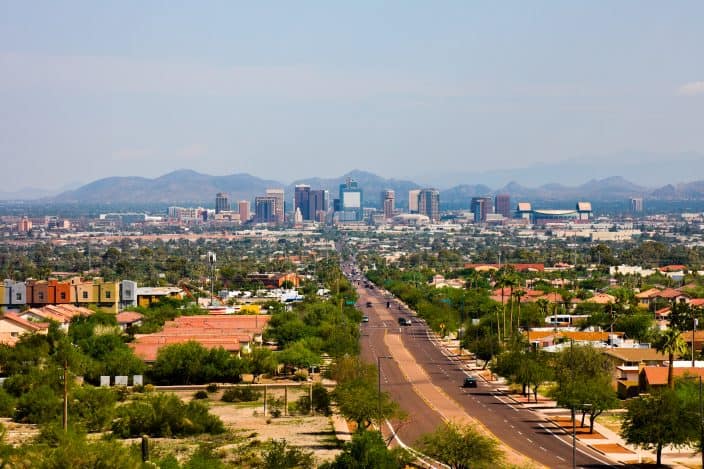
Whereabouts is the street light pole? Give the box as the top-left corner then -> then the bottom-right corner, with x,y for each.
377,355 -> 392,429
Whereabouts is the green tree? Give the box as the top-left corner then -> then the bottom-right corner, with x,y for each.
621,389 -> 693,466
419,422 -> 503,469
246,346 -> 278,383
549,343 -> 617,433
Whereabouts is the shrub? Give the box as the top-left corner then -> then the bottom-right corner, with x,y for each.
206,383 -> 219,393
261,439 -> 315,469
69,386 -> 117,432
193,390 -> 209,400
292,370 -> 308,382
295,395 -> 311,415
269,397 -> 284,418
221,386 -> 261,403
14,384 -> 62,424
311,383 -> 331,415
111,393 -> 224,438
0,387 -> 16,418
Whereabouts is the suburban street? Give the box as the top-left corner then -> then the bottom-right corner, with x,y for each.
348,265 -> 618,468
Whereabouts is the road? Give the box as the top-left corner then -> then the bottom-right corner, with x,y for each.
348,267 -> 618,468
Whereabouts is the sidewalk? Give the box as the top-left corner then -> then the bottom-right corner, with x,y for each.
440,336 -> 702,468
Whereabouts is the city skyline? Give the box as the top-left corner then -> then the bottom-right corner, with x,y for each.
2,3 -> 704,191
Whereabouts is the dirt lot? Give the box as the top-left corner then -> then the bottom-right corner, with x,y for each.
2,386 -> 342,467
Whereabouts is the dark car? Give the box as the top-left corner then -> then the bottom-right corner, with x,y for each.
361,315 -> 369,323
366,301 -> 372,307
462,376 -> 477,388
398,317 -> 412,326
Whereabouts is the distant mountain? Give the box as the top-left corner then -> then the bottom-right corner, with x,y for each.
651,181 -> 704,200
51,170 -> 282,205
289,169 -> 422,209
416,151 -> 704,188
0,181 -> 84,201
44,169 -> 704,208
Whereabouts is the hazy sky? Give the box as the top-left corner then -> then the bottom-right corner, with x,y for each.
1,1 -> 703,191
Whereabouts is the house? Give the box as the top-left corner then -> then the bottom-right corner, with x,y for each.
526,330 -> 623,349
136,286 -> 184,307
639,366 -> 704,391
19,304 -> 93,331
0,312 -> 49,345
130,314 -> 271,362
116,311 -> 144,331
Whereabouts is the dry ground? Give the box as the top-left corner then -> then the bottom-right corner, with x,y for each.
1,385 -> 342,467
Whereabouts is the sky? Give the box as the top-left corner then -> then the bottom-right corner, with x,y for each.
1,1 -> 703,191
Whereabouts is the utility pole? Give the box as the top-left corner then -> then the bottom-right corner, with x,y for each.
63,359 -> 68,431
377,355 -> 392,428
208,251 -> 216,306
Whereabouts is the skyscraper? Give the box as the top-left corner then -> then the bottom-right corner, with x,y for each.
495,194 -> 511,219
215,192 -> 230,214
470,197 -> 493,222
339,178 -> 363,221
294,185 -> 311,220
418,188 -> 440,222
381,189 -> 395,219
266,189 -> 285,223
254,196 -> 277,223
630,197 -> 644,213
408,189 -> 421,213
310,189 -> 328,222
238,200 -> 250,222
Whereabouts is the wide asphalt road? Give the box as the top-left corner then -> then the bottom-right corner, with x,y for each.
358,292 -> 446,445
349,268 -> 618,469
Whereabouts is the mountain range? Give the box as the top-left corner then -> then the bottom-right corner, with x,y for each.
6,170 -> 704,208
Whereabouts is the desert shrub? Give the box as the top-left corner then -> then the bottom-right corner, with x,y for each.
206,383 -> 219,393
311,383 -> 331,415
261,439 -> 315,469
193,390 -> 208,400
69,386 -> 117,432
221,386 -> 261,403
269,397 -> 284,418
112,393 -> 224,438
0,388 -> 16,418
14,384 -> 62,424
184,446 -> 227,469
292,370 -> 308,382
295,395 -> 311,415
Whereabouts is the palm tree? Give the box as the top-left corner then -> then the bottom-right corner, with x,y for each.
504,275 -> 519,339
655,328 -> 688,389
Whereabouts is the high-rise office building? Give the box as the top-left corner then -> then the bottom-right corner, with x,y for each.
254,196 -> 277,223
381,189 -> 395,219
470,197 -> 493,222
215,192 -> 230,214
418,188 -> 440,222
495,194 -> 511,219
630,197 -> 644,213
294,185 -> 311,220
266,189 -> 285,223
339,178 -> 363,221
408,189 -> 421,213
238,200 -> 250,222
310,189 -> 328,222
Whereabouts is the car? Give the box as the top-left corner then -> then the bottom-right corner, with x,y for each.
398,317 -> 412,326
462,376 -> 477,388
361,316 -> 369,323
366,301 -> 372,307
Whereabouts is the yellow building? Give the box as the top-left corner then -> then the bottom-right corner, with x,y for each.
92,278 -> 120,313
136,287 -> 184,308
70,277 -> 95,305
